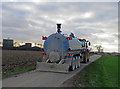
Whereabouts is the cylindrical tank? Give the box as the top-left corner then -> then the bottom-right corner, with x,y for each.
43,24 -> 83,62
44,33 -> 69,58
44,33 -> 82,62
69,38 -> 82,50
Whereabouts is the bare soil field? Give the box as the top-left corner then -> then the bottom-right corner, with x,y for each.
2,50 -> 43,73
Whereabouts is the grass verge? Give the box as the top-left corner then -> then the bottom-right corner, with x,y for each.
1,66 -> 36,77
90,54 -> 94,56
73,55 -> 118,87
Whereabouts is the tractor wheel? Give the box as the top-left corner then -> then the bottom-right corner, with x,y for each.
83,53 -> 87,63
87,54 -> 90,62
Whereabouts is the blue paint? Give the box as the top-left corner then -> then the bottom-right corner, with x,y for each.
58,32 -> 61,34
70,33 -> 75,38
68,56 -> 72,58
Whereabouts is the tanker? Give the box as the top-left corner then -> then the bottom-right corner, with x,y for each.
36,24 -> 90,73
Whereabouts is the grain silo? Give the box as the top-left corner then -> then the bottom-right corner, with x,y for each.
3,38 -> 14,49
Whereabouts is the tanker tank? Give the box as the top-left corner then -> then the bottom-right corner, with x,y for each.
36,24 -> 90,73
44,33 -> 69,62
44,31 -> 82,62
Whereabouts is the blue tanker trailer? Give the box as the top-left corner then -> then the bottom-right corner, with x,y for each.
36,24 -> 91,73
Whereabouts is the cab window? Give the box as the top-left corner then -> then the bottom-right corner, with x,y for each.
82,41 -> 85,47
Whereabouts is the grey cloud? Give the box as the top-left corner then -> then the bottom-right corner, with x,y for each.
2,2 -> 118,52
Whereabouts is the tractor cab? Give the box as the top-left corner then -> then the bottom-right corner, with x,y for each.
79,38 -> 86,48
78,38 -> 91,63
78,38 -> 90,49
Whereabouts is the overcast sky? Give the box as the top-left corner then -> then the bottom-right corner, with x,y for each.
1,2 -> 119,52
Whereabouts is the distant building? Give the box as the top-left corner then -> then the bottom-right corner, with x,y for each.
19,43 -> 32,50
3,39 -> 14,49
25,43 -> 32,48
32,46 -> 44,51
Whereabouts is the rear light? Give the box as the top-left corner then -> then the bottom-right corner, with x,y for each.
67,54 -> 71,56
67,37 -> 72,40
42,37 -> 47,40
83,49 -> 86,51
42,53 -> 46,55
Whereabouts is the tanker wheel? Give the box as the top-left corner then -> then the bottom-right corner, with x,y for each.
77,56 -> 80,68
69,58 -> 75,71
75,57 -> 78,69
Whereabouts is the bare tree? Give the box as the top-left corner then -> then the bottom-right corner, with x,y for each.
37,43 -> 41,47
95,45 -> 103,53
14,42 -> 17,47
14,42 -> 20,47
35,43 -> 37,47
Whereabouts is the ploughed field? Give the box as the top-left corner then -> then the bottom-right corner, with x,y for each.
2,50 -> 43,73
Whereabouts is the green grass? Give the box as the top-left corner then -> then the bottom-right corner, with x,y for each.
90,54 -> 94,56
1,66 -> 36,77
74,55 -> 118,87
